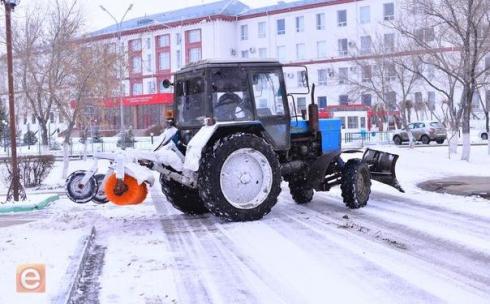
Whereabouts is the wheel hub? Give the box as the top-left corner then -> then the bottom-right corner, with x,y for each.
220,148 -> 273,210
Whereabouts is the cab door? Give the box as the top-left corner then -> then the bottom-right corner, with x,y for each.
249,69 -> 290,150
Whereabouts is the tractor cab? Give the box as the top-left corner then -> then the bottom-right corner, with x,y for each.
171,60 -> 291,150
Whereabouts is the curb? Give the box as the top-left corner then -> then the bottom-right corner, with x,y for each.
0,194 -> 59,213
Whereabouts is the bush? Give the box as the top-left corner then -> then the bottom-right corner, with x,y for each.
1,155 -> 55,188
24,130 -> 38,146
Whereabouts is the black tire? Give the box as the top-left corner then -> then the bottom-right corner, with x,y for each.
198,133 -> 282,222
160,175 -> 208,215
66,171 -> 97,204
436,138 -> 445,145
482,133 -> 488,140
340,159 -> 372,209
421,135 -> 431,145
93,174 -> 109,204
289,176 -> 314,205
393,135 -> 402,145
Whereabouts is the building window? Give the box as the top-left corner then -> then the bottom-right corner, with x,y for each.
188,29 -> 201,43
338,38 -> 348,56
360,117 -> 366,129
176,33 -> 182,45
348,116 -> 359,129
362,94 -> 372,106
147,80 -> 156,94
415,27 -> 435,42
240,24 -> 248,40
189,47 -> 202,63
296,16 -> 304,33
59,113 -> 64,123
145,38 -> 151,50
277,19 -> 286,35
146,54 -> 152,72
339,67 -> 348,84
132,57 -> 142,73
130,39 -> 142,51
337,10 -> 347,27
386,63 -> 397,80
158,35 -> 170,48
297,71 -> 307,87
360,35 -> 372,55
258,48 -> 267,58
132,83 -> 143,96
277,45 -> 286,61
318,96 -> 327,108
340,117 -> 346,129
384,2 -> 395,21
384,33 -> 395,52
362,65 -> 372,82
360,6 -> 370,24
318,69 -> 328,86
428,91 -> 436,110
49,112 -> 55,123
297,97 -> 307,111
339,94 -> 349,105
296,43 -> 306,60
241,50 -> 249,58
385,91 -> 397,109
317,41 -> 327,58
159,52 -> 170,70
316,13 -> 326,30
176,50 -> 182,68
258,22 -> 266,38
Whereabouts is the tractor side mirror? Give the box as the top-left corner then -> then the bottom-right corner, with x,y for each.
162,79 -> 173,89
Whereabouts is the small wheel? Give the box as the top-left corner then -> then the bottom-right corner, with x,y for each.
160,175 -> 208,215
436,138 -> 445,145
482,133 -> 488,140
340,159 -> 372,209
66,171 -> 97,204
393,136 -> 402,145
198,133 -> 281,222
421,135 -> 431,145
93,174 -> 109,204
289,176 -> 314,205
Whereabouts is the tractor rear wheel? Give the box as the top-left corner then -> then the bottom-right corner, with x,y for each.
340,159 -> 371,209
289,177 -> 314,204
160,175 -> 208,215
93,174 -> 109,204
198,133 -> 281,222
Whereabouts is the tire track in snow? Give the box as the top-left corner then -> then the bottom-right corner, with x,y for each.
272,201 -> 489,303
282,193 -> 490,295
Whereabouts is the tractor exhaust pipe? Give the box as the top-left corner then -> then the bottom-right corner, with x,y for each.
309,83 -> 319,135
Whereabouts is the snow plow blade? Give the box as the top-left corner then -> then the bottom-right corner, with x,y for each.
362,149 -> 404,193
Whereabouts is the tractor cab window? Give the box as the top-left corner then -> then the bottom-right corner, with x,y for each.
175,77 -> 206,127
210,68 -> 253,122
252,72 -> 285,117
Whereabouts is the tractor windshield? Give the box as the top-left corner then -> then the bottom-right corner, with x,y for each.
175,77 -> 206,127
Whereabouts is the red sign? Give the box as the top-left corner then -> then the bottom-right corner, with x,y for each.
103,93 -> 173,108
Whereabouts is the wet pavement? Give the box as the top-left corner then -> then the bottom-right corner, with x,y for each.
418,176 -> 490,199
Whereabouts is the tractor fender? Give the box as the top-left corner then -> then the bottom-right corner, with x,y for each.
183,124 -> 220,172
306,152 -> 342,190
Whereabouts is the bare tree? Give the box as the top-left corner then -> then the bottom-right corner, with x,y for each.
394,0 -> 490,161
346,36 -> 421,147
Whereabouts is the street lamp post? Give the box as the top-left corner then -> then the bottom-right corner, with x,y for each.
99,4 -> 133,149
2,0 -> 24,201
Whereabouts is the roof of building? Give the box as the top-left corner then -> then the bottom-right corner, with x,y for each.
91,0 -> 342,37
91,0 -> 250,37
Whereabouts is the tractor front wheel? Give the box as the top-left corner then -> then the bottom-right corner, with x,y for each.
198,133 -> 281,222
160,175 -> 208,215
340,159 -> 372,209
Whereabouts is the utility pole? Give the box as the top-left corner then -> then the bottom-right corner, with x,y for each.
100,4 -> 133,149
2,0 -> 25,201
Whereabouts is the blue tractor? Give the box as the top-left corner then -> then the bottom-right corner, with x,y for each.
134,60 -> 403,221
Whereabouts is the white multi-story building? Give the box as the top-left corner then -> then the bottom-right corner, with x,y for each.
2,0 -> 485,135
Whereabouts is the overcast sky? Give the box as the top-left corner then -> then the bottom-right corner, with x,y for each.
12,0 -> 293,32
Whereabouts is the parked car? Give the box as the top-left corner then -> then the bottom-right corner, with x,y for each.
392,121 -> 447,145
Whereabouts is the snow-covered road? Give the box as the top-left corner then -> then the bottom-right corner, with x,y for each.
2,146 -> 490,304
